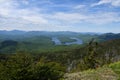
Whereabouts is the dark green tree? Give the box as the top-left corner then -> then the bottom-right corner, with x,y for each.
31,58 -> 65,80
5,53 -> 33,80
84,38 -> 99,69
0,53 -> 65,80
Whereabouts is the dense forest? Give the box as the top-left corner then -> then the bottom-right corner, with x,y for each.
0,31 -> 120,80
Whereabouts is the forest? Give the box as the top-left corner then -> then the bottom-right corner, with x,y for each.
0,31 -> 120,80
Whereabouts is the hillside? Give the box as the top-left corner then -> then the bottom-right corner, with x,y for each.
64,62 -> 120,80
0,30 -> 97,53
0,33 -> 120,79
64,61 -> 120,80
0,30 -> 120,54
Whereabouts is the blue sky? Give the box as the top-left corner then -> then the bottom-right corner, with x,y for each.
0,0 -> 120,33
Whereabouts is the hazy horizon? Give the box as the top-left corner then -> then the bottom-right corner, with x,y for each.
0,29 -> 120,34
0,0 -> 120,33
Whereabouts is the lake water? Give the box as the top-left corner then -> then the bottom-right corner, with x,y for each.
52,37 -> 83,45
64,37 -> 83,45
52,37 -> 62,45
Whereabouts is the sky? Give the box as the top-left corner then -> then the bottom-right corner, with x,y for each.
0,0 -> 120,33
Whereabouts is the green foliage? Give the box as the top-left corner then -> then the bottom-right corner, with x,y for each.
77,34 -> 99,43
58,36 -> 76,44
0,63 -> 9,80
84,39 -> 100,69
0,32 -> 120,75
64,66 -> 118,80
0,31 -> 100,54
0,53 -> 65,80
31,61 -> 65,80
32,39 -> 120,72
1,53 -> 33,80
109,61 -> 120,75
99,33 -> 120,41
0,40 -> 18,48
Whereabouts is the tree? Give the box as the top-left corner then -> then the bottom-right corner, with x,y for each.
31,58 -> 65,80
84,39 -> 99,69
0,53 -> 65,80
5,53 -> 33,80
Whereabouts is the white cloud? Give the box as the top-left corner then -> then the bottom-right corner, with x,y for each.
112,0 -> 120,7
73,5 -> 86,9
91,0 -> 120,7
0,0 -> 48,25
51,12 -> 120,25
22,0 -> 29,5
52,12 -> 87,23
86,12 -> 120,24
22,15 -> 47,24
0,0 -> 10,3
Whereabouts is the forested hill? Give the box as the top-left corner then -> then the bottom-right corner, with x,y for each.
0,31 -> 120,79
0,39 -> 120,80
99,33 -> 120,41
0,30 -> 120,54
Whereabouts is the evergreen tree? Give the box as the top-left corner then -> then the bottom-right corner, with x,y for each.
84,38 -> 99,69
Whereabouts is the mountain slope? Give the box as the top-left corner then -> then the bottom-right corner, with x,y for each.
64,62 -> 120,80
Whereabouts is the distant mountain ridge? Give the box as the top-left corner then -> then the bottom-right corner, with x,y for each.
0,30 -> 120,41
99,33 -> 120,41
0,30 -> 102,35
0,30 -> 120,54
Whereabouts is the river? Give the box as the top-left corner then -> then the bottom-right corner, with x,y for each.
52,37 -> 83,45
64,37 -> 83,45
52,37 -> 62,45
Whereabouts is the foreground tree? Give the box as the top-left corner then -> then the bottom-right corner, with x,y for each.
84,39 -> 100,69
31,60 -> 65,80
0,53 -> 65,80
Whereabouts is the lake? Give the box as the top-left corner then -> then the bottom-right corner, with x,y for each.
52,37 -> 83,45
64,37 -> 83,45
52,37 -> 62,45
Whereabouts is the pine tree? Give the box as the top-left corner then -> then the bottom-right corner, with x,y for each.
84,38 -> 99,69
